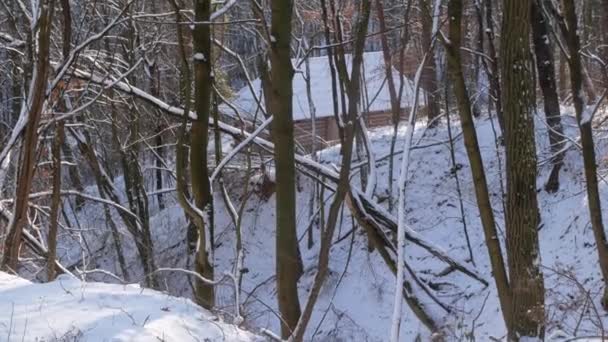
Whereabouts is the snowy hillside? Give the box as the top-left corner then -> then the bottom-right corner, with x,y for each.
0,271 -> 260,341
4,0 -> 608,340
38,107 -> 608,341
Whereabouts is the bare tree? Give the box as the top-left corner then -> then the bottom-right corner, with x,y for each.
47,0 -> 73,281
419,0 -> 440,127
532,0 -> 565,193
444,0 -> 512,331
2,0 -> 56,271
501,0 -> 545,338
291,1 -> 372,340
268,0 -> 302,336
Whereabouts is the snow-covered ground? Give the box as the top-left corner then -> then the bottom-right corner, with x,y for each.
9,107 -> 608,341
0,271 -> 259,341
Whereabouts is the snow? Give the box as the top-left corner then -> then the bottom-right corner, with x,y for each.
221,51 -> 424,122
0,271 -> 259,341
23,96 -> 608,340
581,106 -> 593,124
193,52 -> 206,62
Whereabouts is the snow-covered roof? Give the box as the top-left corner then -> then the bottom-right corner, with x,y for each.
222,51 -> 422,122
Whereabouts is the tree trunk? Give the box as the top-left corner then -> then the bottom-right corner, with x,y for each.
304,54 -> 316,250
48,0 -> 72,282
501,0 -> 546,338
60,142 -> 85,210
155,130 -> 165,211
150,60 -> 165,211
531,0 -> 565,193
444,0 -> 512,332
47,122 -> 64,281
482,0 -> 504,134
562,0 -> 608,310
291,2 -> 372,340
269,0 -> 302,337
559,49 -> 569,100
2,0 -> 55,271
603,0 -> 608,86
191,0 -> 215,309
419,0 -> 440,127
111,19 -> 158,289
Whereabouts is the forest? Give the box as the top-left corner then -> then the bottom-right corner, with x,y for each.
1,0 -> 608,341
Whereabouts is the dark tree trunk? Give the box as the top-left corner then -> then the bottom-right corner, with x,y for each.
531,0 -> 565,193
501,0 -> 545,338
444,0 -> 512,332
269,0 -> 302,337
191,0 -> 215,309
602,0 -> 608,86
419,0 -> 440,127
48,0 -> 72,281
559,48 -> 569,100
483,0 -> 504,134
155,131 -> 165,211
150,58 -> 165,211
2,0 -> 55,271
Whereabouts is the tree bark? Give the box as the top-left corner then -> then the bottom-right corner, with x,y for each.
269,0 -> 302,337
419,0 -> 440,127
155,129 -> 165,211
150,59 -> 165,211
482,0 -> 504,134
47,0 -> 72,282
559,49 -> 569,100
602,0 -> 608,86
191,0 -> 215,309
531,0 -> 565,193
444,0 -> 512,332
2,0 -> 55,271
501,0 -> 546,338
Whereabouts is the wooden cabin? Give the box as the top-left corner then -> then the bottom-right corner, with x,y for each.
222,51 -> 424,152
